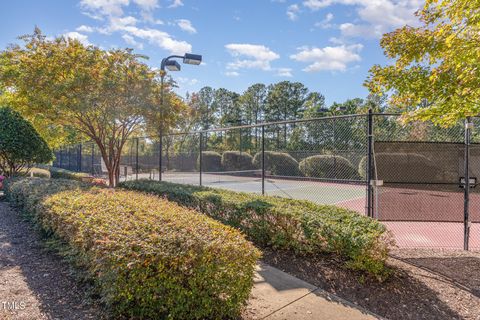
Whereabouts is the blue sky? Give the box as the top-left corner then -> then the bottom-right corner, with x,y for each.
0,0 -> 423,105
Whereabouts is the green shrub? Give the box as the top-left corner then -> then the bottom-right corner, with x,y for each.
222,151 -> 255,171
49,167 -> 91,181
197,151 -> 222,172
5,178 -> 260,319
0,107 -> 52,176
358,153 -> 437,181
120,179 -> 393,279
299,155 -> 360,180
252,151 -> 302,176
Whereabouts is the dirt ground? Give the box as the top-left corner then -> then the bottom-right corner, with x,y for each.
0,199 -> 103,320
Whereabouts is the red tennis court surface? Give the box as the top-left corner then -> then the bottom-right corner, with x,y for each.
337,187 -> 480,250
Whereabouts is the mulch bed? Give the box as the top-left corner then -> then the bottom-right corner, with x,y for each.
261,248 -> 480,320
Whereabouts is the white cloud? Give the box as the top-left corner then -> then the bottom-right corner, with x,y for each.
339,22 -> 383,38
290,44 -> 363,72
169,0 -> 184,8
121,26 -> 192,54
79,0 -> 192,54
122,34 -> 144,49
63,32 -> 91,46
132,0 -> 158,11
106,16 -> 137,32
287,4 -> 300,21
80,0 -> 129,17
177,77 -> 199,85
225,71 -> 240,77
303,0 -> 421,38
314,12 -> 334,29
176,19 -> 197,34
276,68 -> 293,77
303,0 -> 333,10
225,43 -> 280,71
76,25 -> 94,33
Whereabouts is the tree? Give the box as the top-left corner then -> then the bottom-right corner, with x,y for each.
240,83 -> 267,151
266,81 -> 308,149
0,107 -> 52,176
0,28 -> 156,186
365,0 -> 480,125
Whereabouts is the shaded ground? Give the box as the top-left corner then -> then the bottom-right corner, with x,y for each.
0,198 -> 104,320
262,248 -> 480,320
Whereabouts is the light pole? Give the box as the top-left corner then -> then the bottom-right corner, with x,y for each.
158,53 -> 202,181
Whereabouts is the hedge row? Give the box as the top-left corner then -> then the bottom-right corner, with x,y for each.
299,155 -> 360,180
197,151 -> 361,179
120,179 -> 393,279
49,166 -> 91,181
5,178 -> 260,319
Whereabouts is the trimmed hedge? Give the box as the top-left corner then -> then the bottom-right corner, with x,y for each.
120,179 -> 393,279
49,167 -> 91,181
299,155 -> 360,180
252,151 -> 302,176
222,151 -> 255,171
197,151 -> 222,172
358,153 -> 437,181
5,178 -> 260,319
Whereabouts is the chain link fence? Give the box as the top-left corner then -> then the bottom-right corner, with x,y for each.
52,113 -> 480,250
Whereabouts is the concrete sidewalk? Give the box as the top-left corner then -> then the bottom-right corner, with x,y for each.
246,263 -> 380,320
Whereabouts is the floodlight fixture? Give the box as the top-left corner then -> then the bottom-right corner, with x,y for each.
183,53 -> 202,65
165,60 -> 181,71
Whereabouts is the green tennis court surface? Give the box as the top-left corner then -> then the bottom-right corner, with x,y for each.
129,171 -> 367,211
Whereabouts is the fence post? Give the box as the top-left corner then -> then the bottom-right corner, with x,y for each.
136,138 -> 139,181
159,132 -> 163,181
464,117 -> 472,250
262,125 -> 265,195
78,143 -> 82,172
68,147 -> 72,171
91,143 -> 95,176
199,132 -> 203,186
366,109 -> 374,218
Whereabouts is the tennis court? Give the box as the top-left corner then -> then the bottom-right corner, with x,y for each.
130,170 -> 368,213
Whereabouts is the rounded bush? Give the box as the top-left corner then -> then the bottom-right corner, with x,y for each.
221,151 -> 255,171
0,107 -> 52,176
252,151 -> 302,176
299,155 -> 360,180
358,153 -> 438,182
197,151 -> 222,172
5,178 -> 260,319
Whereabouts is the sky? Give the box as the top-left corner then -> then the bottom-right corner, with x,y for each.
0,0 -> 423,105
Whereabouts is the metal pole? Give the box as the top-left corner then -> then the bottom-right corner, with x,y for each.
333,117 -> 337,179
464,117 -> 472,250
366,109 -> 374,218
91,143 -> 95,176
159,72 -> 165,182
136,138 -> 139,180
78,143 -> 82,172
58,149 -> 62,168
199,132 -> 203,186
68,147 -> 72,171
262,125 -> 265,195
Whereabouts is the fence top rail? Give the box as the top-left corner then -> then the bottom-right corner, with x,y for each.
55,112 -> 404,149
163,113 -> 377,137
